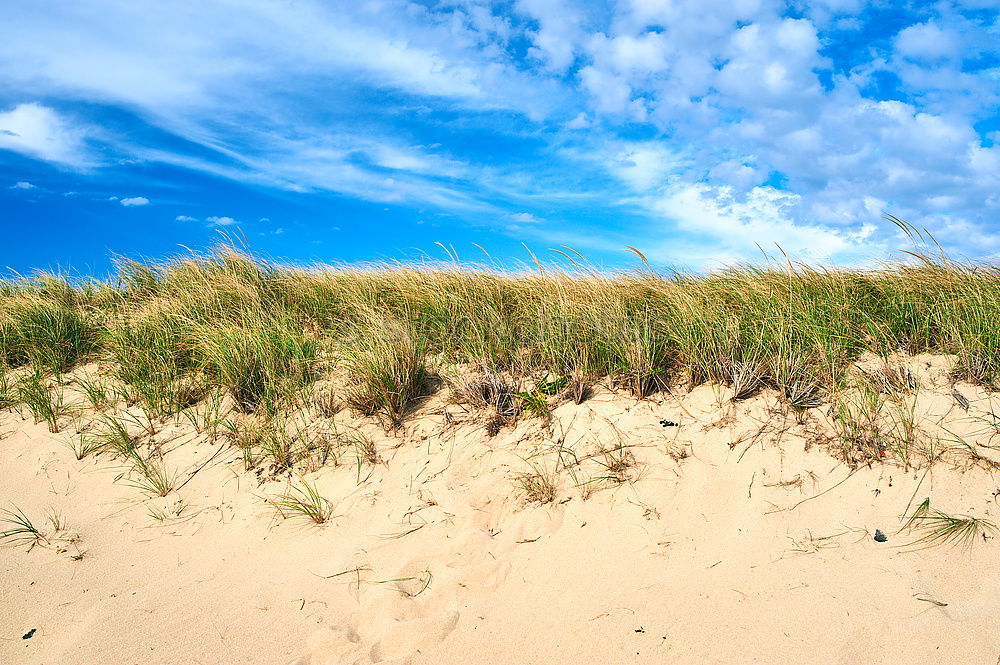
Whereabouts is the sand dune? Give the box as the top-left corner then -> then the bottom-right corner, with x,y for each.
2,354 -> 998,664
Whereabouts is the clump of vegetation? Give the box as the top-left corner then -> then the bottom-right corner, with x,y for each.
0,367 -> 17,410
593,439 -> 637,484
342,314 -> 429,424
0,505 -> 48,550
189,314 -> 317,413
267,478 -> 333,524
0,281 -> 98,373
515,457 -> 558,504
76,374 -> 116,412
122,448 -> 176,497
1,225 -> 1000,433
17,370 -> 67,432
900,498 -> 997,547
226,416 -> 298,472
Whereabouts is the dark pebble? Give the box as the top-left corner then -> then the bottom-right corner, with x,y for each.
874,529 -> 888,543
659,420 -> 678,427
22,629 -> 36,640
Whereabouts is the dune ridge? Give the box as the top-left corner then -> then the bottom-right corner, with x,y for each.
2,351 -> 998,664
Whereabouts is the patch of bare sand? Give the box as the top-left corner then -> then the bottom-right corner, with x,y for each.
1,354 -> 998,664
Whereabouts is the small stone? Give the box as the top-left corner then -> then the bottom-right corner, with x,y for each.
874,529 -> 888,543
22,629 -> 36,640
659,419 -> 678,427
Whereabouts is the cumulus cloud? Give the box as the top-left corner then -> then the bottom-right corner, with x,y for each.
510,212 -> 541,223
0,103 -> 93,167
175,215 -> 197,222
11,181 -> 37,189
120,196 -> 149,206
650,183 -> 866,264
894,21 -> 963,62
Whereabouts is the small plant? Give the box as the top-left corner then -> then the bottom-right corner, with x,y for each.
900,498 -> 997,547
85,415 -> 140,459
94,416 -> 175,496
268,478 -> 333,524
536,376 -> 568,396
123,449 -> 176,497
516,460 -> 557,504
515,390 -> 549,417
0,369 -> 16,409
833,380 -> 920,467
148,499 -> 187,521
228,417 -> 302,472
343,315 -> 429,425
0,505 -> 48,550
333,424 -> 379,482
728,360 -> 765,401
76,374 -> 114,411
66,431 -> 108,460
311,385 -> 342,418
17,371 -> 67,432
372,569 -> 433,597
593,440 -> 636,484
772,354 -> 823,409
181,388 -> 229,440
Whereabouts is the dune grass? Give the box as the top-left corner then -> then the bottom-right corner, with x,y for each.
900,498 -> 998,547
17,370 -> 67,432
267,477 -> 333,524
1,237 -> 1000,470
0,505 -> 48,550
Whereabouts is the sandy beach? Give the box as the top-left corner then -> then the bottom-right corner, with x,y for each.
3,354 -> 998,665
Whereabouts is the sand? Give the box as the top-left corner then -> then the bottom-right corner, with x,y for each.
2,354 -> 998,664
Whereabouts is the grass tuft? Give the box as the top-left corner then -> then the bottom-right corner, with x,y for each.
17,371 -> 67,432
343,315 -> 429,424
900,498 -> 997,547
0,505 -> 48,550
267,478 -> 333,524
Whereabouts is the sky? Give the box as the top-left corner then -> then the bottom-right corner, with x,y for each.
1,0 -> 998,276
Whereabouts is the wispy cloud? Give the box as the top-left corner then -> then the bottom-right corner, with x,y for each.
206,215 -> 238,226
120,196 -> 149,207
0,103 -> 95,167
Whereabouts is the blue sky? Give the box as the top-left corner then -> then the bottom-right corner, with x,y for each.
1,0 -> 998,276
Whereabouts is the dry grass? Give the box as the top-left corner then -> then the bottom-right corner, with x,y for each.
1,234 -> 1000,465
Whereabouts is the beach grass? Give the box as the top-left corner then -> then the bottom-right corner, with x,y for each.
3,237 -> 1000,468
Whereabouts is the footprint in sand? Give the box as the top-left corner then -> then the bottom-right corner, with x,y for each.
367,610 -> 459,663
285,625 -> 369,665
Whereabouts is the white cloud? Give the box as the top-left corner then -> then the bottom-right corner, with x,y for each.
10,181 -> 37,190
565,112 -> 591,129
648,183 -> 873,267
510,212 -> 541,223
715,19 -> 826,107
175,215 -> 197,222
120,196 -> 150,206
894,21 -> 962,62
579,65 -> 639,116
0,103 -> 93,167
517,0 -> 586,72
609,143 -> 688,191
0,0 -> 997,266
206,215 -> 238,226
